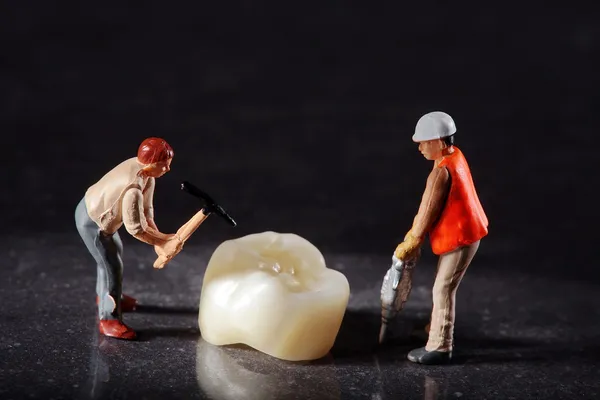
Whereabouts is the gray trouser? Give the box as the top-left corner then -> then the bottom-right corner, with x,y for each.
75,198 -> 123,320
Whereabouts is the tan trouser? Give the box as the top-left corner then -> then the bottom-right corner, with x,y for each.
425,240 -> 480,352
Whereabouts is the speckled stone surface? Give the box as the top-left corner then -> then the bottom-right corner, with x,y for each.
1,234 -> 599,399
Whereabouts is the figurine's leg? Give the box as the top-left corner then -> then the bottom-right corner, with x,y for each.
75,199 -> 118,319
75,199 -> 135,339
94,233 -> 135,340
108,231 -> 125,315
96,231 -> 123,320
76,198 -> 106,305
96,263 -> 105,298
426,240 -> 480,352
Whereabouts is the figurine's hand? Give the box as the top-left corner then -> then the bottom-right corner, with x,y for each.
145,225 -> 177,242
153,235 -> 183,268
154,244 -> 167,258
164,235 -> 183,254
165,233 -> 179,241
394,233 -> 422,261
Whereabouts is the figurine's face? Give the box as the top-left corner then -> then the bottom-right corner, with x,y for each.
144,158 -> 172,178
418,139 -> 445,160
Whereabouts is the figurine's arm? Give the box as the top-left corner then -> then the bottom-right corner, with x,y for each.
122,188 -> 174,246
395,166 -> 450,259
142,177 -> 159,231
410,165 -> 450,239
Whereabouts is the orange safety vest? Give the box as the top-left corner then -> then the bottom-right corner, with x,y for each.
429,146 -> 488,255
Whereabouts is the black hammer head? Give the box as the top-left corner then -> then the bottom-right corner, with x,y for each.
181,181 -> 237,227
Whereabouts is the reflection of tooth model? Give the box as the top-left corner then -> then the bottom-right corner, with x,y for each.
199,231 -> 350,361
195,339 -> 341,400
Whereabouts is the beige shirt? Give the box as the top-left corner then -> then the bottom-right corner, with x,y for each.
84,157 -> 155,235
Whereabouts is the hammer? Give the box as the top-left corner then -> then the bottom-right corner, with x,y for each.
153,181 -> 237,269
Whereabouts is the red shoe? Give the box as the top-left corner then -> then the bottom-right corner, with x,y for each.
96,294 -> 138,312
121,294 -> 138,311
99,320 -> 137,340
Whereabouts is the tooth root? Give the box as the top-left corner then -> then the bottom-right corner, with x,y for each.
199,231 -> 350,361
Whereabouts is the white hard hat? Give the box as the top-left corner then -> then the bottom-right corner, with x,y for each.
412,111 -> 456,142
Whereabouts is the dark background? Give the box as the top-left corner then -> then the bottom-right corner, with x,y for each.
1,1 -> 597,281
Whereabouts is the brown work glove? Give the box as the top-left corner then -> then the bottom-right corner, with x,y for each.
394,231 -> 423,261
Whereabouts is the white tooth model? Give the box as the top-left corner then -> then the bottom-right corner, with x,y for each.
199,231 -> 350,361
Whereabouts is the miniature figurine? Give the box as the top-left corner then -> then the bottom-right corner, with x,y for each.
75,138 -> 237,340
391,111 -> 488,365
74,137 -> 179,339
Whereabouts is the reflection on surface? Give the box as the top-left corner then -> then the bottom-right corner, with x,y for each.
196,338 -> 340,400
88,332 -> 112,399
423,375 -> 444,400
87,332 -> 133,399
422,373 -> 453,400
371,354 -> 452,400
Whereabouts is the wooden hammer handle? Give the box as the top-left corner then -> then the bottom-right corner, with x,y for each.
153,210 -> 209,269
176,210 -> 209,242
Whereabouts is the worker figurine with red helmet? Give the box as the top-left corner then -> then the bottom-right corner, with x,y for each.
395,112 -> 488,364
75,138 -> 182,340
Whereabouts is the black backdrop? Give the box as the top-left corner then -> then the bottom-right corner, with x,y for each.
1,2 -> 597,280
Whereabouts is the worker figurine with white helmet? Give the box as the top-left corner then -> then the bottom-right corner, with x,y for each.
394,111 -> 488,364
